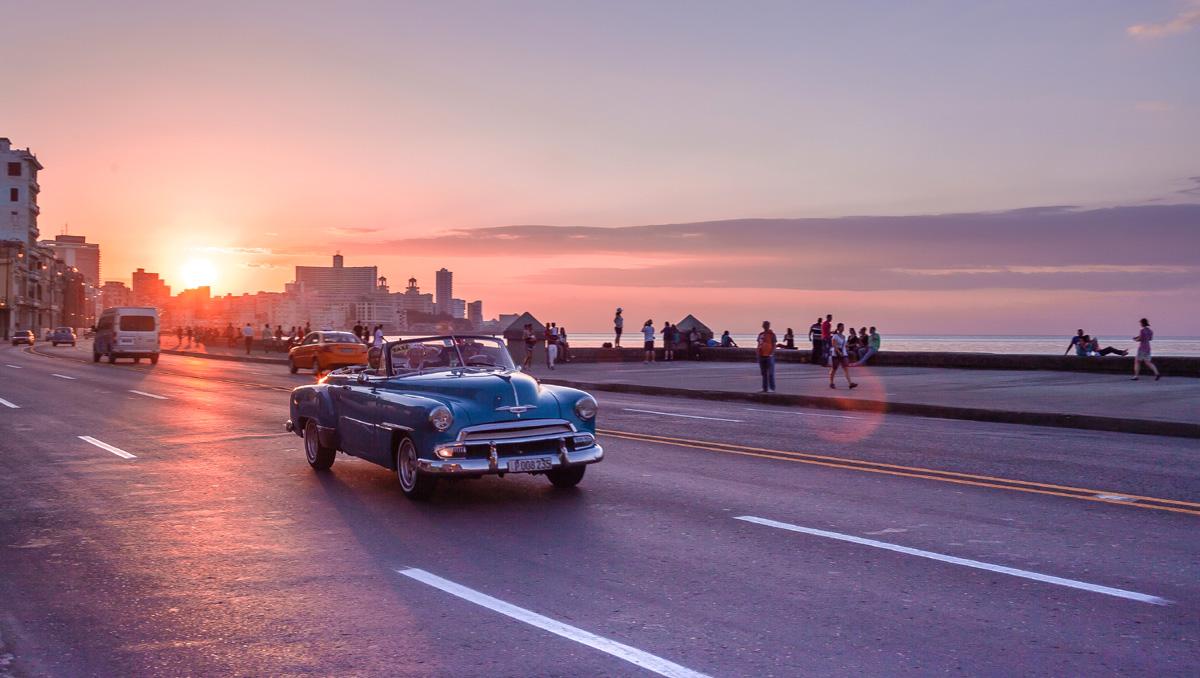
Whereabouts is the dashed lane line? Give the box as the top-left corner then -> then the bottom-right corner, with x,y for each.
4,364 -> 21,369
735,515 -> 1169,605
0,396 -> 18,409
51,373 -> 76,380
622,408 -> 743,423
398,568 -> 710,678
129,389 -> 169,400
78,436 -> 136,459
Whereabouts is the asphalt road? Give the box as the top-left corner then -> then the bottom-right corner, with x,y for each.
1,343 -> 1197,677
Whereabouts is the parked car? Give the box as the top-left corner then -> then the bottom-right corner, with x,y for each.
50,327 -> 77,347
286,335 -> 603,499
93,306 -> 160,364
10,330 -> 34,346
288,331 -> 368,374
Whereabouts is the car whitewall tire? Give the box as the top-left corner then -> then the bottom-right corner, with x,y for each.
396,437 -> 436,500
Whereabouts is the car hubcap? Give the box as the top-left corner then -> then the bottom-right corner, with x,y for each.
399,444 -> 416,490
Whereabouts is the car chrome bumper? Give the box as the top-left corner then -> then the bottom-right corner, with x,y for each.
416,443 -> 604,476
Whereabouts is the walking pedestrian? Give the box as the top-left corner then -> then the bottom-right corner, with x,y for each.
521,323 -> 536,370
808,317 -> 823,364
661,321 -> 674,361
642,320 -> 656,364
373,324 -> 384,350
185,325 -> 193,348
559,327 -> 570,362
687,327 -> 702,360
614,308 -> 624,347
1131,318 -> 1160,381
175,326 -> 183,348
262,323 -> 272,353
242,322 -> 254,354
757,321 -> 777,393
828,323 -> 858,389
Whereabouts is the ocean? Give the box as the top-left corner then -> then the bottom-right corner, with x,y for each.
551,333 -> 1200,357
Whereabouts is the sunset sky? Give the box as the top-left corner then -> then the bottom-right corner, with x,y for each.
3,1 -> 1198,333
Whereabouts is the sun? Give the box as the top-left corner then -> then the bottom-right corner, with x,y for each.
180,258 -> 219,289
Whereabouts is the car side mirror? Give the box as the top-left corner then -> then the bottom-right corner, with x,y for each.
356,371 -> 368,384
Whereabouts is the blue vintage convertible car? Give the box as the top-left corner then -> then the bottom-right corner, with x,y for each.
285,335 -> 602,499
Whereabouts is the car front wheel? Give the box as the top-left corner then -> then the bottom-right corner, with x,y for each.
547,465 -> 586,488
396,437 -> 436,500
304,420 -> 335,470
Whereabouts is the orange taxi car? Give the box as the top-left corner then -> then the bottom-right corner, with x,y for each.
288,331 -> 368,374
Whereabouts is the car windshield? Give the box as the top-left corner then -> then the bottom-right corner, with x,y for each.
322,332 -> 361,344
55,327 -> 71,333
389,336 -> 514,375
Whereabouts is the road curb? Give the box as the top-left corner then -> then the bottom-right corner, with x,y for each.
539,378 -> 1200,439
161,349 -> 289,365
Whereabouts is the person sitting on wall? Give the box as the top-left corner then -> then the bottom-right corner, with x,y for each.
720,330 -> 738,348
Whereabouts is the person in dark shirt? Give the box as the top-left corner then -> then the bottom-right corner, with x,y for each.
779,328 -> 795,350
1064,329 -> 1087,356
809,318 -> 823,364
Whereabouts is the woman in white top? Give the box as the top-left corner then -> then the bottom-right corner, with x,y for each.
642,320 -> 656,364
372,325 -> 384,350
828,323 -> 858,390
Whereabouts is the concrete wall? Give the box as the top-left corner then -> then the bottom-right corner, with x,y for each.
509,344 -> 1200,377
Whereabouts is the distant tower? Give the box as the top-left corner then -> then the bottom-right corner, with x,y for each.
435,268 -> 453,314
406,277 -> 419,293
332,253 -> 344,268
377,276 -> 389,293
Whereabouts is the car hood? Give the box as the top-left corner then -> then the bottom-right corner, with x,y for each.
384,370 -> 561,422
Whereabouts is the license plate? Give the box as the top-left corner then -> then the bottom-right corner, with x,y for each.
508,457 -> 553,473
339,348 -> 356,353
119,338 -> 134,345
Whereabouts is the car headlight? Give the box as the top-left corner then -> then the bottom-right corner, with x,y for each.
574,396 -> 597,420
429,405 -> 454,431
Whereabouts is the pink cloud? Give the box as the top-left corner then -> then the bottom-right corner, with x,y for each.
1128,2 -> 1200,38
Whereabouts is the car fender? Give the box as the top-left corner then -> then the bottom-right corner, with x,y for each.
290,385 -> 340,449
374,391 -> 465,465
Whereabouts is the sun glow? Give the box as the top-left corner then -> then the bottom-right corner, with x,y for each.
180,258 -> 219,289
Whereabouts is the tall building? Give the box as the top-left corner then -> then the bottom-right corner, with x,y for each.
42,234 -> 101,324
396,277 -> 434,315
467,300 -> 483,328
131,268 -> 171,308
1,137 -> 45,337
435,267 -> 452,314
294,254 -> 377,301
101,281 -> 132,307
449,298 -> 466,320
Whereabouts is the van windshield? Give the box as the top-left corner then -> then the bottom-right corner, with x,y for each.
119,316 -> 156,331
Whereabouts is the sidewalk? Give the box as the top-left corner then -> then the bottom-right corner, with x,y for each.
531,359 -> 1200,438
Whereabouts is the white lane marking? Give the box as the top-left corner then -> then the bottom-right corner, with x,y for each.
745,407 -> 860,420
735,516 -> 1168,605
398,568 -> 710,678
51,373 -> 76,380
0,396 -> 18,409
78,436 -> 136,459
622,408 -> 743,423
129,390 -> 169,400
5,364 -> 21,369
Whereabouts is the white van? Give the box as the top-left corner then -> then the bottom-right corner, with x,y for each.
94,307 -> 160,365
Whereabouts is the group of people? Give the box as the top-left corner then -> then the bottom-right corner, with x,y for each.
520,322 -> 571,370
637,318 -> 707,363
174,322 -> 316,354
753,318 -> 872,392
351,322 -> 387,349
808,315 -> 880,368
1067,319 -> 1160,381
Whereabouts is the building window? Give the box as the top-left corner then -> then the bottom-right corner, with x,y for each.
9,188 -> 17,202
6,162 -> 19,177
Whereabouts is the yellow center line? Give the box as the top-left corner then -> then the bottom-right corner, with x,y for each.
599,429 -> 1200,517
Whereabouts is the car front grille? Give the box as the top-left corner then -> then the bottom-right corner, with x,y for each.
458,420 -> 575,460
